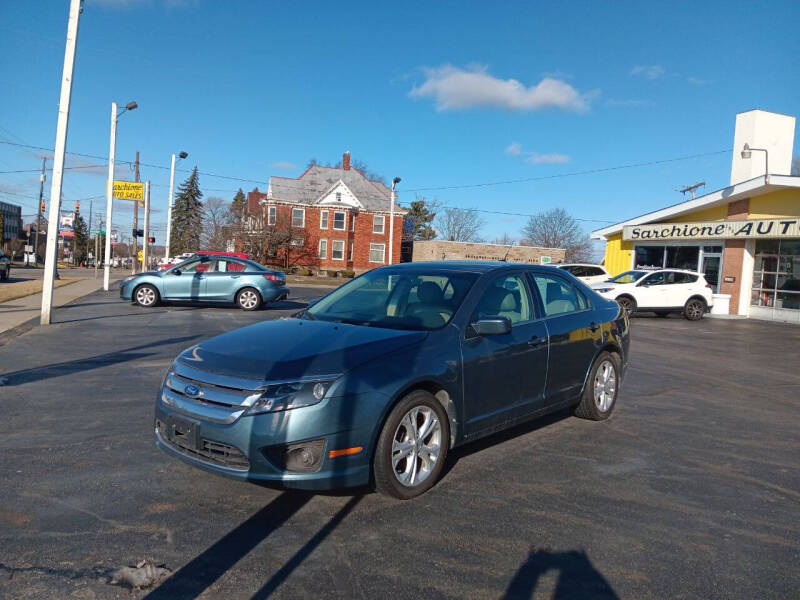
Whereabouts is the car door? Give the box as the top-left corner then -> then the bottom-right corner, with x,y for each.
529,271 -> 602,407
204,259 -> 245,300
460,273 -> 549,436
162,258 -> 209,300
633,271 -> 667,308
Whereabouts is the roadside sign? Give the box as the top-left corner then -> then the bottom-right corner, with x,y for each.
24,245 -> 33,252
90,229 -> 106,235
138,250 -> 144,262
112,180 -> 144,202
540,255 -> 552,264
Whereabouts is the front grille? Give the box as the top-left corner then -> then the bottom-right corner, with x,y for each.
156,420 -> 250,470
162,370 -> 262,424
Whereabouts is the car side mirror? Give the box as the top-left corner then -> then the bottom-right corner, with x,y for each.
172,269 -> 181,276
472,317 -> 511,336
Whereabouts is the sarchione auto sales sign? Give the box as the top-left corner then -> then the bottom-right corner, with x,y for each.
623,218 -> 800,241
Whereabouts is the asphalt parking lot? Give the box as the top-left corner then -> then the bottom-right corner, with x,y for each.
1,288 -> 799,599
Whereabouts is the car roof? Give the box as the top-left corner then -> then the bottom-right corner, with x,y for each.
555,263 -> 605,268
385,260 -> 568,274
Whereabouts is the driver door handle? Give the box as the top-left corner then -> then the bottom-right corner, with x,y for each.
528,335 -> 546,347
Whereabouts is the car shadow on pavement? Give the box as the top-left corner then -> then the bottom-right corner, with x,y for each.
440,408 -> 575,479
503,548 -> 618,600
144,493 -> 362,600
0,335 -> 200,386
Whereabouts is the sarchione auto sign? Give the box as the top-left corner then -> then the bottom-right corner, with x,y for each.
623,218 -> 800,241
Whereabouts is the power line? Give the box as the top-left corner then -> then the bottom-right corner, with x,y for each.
0,163 -> 106,174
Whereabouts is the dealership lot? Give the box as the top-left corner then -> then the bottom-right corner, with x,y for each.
0,289 -> 798,599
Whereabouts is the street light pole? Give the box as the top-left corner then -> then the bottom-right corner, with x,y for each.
388,177 -> 400,265
143,180 -> 150,271
102,102 -> 117,291
34,157 -> 46,266
741,143 -> 769,184
41,0 -> 81,326
165,151 -> 187,260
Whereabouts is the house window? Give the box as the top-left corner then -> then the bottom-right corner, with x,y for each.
320,210 -> 329,229
318,239 -> 328,259
290,237 -> 305,247
335,191 -> 342,202
291,208 -> 305,228
267,206 -> 276,226
332,240 -> 345,260
369,243 -> 385,263
373,215 -> 385,234
350,214 -> 356,231
349,241 -> 353,261
333,211 -> 346,230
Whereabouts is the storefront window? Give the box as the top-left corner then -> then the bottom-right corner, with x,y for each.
665,246 -> 699,271
751,240 -> 800,310
634,246 -> 665,269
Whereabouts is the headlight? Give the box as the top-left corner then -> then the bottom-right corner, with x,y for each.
245,376 -> 340,415
123,275 -> 137,284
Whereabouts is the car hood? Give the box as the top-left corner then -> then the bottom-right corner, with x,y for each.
590,281 -> 619,290
175,318 -> 428,382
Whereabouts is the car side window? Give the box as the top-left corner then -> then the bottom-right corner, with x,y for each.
672,272 -> 697,284
588,267 -> 605,276
179,259 -> 205,273
473,275 -> 533,325
531,273 -> 584,317
642,272 -> 665,286
226,260 -> 246,273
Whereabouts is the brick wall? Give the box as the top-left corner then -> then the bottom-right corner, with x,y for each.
720,198 -> 749,314
411,241 -> 565,264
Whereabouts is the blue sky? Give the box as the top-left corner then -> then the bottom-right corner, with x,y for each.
1,0 -> 798,250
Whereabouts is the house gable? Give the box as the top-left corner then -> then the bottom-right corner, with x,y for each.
315,180 -> 363,209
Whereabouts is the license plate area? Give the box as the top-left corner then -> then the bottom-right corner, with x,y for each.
168,416 -> 199,451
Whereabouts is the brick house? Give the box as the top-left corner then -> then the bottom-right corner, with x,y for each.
245,152 -> 405,273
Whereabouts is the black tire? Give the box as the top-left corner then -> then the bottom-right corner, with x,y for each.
684,297 -> 706,321
616,295 -> 636,317
373,390 -> 450,500
574,351 -> 620,421
655,311 -> 669,318
236,287 -> 262,311
133,284 -> 159,307
1,268 -> 8,281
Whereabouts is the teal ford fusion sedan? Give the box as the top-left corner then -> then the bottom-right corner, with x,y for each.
154,262 -> 630,499
121,253 -> 289,310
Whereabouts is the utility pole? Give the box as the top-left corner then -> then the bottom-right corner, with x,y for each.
132,151 -> 139,274
34,157 -> 46,266
102,102 -> 117,291
388,177 -> 401,265
87,198 -> 92,268
41,0 -> 81,326
94,218 -> 100,278
142,180 -> 150,271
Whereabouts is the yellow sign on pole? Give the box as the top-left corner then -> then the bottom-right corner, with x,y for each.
112,180 -> 144,202
137,250 -> 144,263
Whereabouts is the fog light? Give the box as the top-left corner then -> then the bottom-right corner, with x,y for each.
264,439 -> 326,473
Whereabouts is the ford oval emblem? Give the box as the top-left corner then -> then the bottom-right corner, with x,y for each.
184,384 -> 201,398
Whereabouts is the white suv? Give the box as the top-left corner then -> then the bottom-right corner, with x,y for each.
591,269 -> 714,320
555,263 -> 609,284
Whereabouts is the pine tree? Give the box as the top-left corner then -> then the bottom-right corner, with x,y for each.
169,166 -> 204,256
403,196 -> 438,241
72,212 -> 89,265
231,188 -> 246,222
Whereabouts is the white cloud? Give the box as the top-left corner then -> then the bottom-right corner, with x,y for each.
526,153 -> 570,165
409,64 -> 590,112
629,65 -> 666,80
687,76 -> 712,86
505,142 -> 522,156
270,161 -> 297,170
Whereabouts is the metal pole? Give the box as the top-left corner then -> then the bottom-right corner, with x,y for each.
143,180 -> 150,271
165,152 -> 176,259
41,0 -> 81,325
87,198 -> 92,267
132,151 -> 139,274
388,181 -> 396,265
94,219 -> 99,278
34,157 -> 46,266
102,102 -> 117,292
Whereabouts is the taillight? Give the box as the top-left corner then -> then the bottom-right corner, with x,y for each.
264,274 -> 283,282
705,284 -> 713,290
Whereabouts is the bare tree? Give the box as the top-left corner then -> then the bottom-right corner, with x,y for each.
520,208 -> 592,262
492,232 -> 515,246
231,207 -> 312,268
435,207 -> 485,242
201,197 -> 230,250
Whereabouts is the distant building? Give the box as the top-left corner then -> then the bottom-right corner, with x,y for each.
243,151 -> 406,273
411,240 -> 565,264
0,200 -> 22,242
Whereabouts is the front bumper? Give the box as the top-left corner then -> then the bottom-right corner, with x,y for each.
154,386 -> 380,491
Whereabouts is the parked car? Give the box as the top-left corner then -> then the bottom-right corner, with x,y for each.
0,250 -> 10,281
555,263 -> 609,284
591,269 -> 714,320
121,254 -> 288,310
154,261 -> 630,499
158,251 -> 249,271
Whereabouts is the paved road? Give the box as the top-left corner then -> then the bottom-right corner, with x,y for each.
0,290 -> 798,599
3,266 -> 128,284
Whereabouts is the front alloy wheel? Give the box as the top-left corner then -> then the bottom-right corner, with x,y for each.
134,284 -> 158,307
374,391 -> 449,499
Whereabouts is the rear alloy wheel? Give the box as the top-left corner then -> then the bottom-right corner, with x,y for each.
134,284 -> 159,307
574,351 -> 620,421
373,390 -> 449,499
236,287 -> 261,311
616,296 -> 636,317
684,298 -> 706,321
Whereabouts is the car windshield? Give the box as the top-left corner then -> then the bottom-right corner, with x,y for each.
609,271 -> 647,284
305,267 -> 479,331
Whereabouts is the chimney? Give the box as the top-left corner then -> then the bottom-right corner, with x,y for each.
730,110 -> 795,185
342,150 -> 350,171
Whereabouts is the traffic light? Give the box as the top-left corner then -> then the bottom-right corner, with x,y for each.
40,201 -> 46,213
132,228 -> 143,237
148,237 -> 155,244
75,200 -> 80,213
